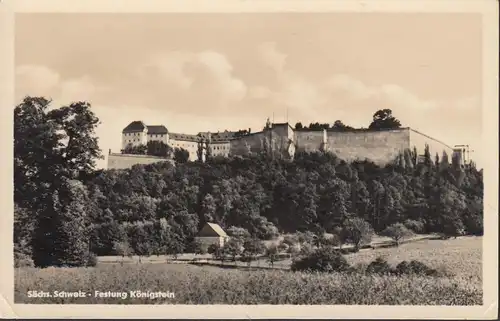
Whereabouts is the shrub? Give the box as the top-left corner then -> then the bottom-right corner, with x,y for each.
282,234 -> 299,247
381,223 -> 414,246
365,256 -> 392,275
84,252 -> 98,267
291,246 -> 350,273
242,238 -> 265,266
14,251 -> 34,268
226,226 -> 251,239
343,218 -> 374,250
395,260 -> 438,276
277,242 -> 289,253
403,219 -> 425,234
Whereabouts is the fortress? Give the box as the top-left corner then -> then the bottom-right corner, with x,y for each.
107,120 -> 467,170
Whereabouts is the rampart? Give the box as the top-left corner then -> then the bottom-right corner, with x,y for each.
325,128 -> 410,165
107,153 -> 174,170
117,120 -> 463,168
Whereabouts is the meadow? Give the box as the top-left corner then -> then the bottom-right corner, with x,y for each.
14,236 -> 482,305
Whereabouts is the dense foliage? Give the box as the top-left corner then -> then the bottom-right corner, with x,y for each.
14,97 -> 484,267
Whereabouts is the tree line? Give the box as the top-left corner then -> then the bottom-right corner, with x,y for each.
14,97 -> 483,268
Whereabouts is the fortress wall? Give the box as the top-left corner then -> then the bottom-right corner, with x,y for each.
409,129 -> 456,162
294,131 -> 324,153
107,153 -> 174,170
326,129 -> 410,165
229,132 -> 267,156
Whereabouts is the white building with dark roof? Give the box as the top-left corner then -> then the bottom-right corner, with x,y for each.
195,222 -> 230,248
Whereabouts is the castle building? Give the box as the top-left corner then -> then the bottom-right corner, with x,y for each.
109,120 -> 467,170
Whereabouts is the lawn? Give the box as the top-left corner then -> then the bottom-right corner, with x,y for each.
14,236 -> 482,305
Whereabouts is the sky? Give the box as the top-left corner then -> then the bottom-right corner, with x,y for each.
14,13 -> 483,169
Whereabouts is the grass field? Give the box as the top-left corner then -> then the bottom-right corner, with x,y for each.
14,236 -> 482,305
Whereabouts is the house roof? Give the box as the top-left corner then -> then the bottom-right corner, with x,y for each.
169,132 -> 200,142
122,121 -> 146,133
204,223 -> 228,237
198,130 -> 239,142
147,125 -> 168,134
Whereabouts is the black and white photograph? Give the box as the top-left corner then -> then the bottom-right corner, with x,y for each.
2,0 -> 498,319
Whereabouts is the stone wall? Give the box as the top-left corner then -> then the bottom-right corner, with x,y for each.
107,153 -> 174,170
229,132 -> 267,156
295,130 -> 325,153
325,128 -> 411,165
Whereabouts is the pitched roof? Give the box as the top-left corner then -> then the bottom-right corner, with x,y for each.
147,125 -> 168,134
122,121 -> 146,133
198,130 -> 238,142
205,223 -> 228,237
169,132 -> 200,142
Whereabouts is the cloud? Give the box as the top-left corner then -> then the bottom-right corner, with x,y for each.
326,74 -> 438,111
253,42 -> 326,119
59,75 -> 97,103
197,51 -> 247,101
139,50 -> 247,102
142,51 -> 195,90
15,64 -> 98,106
257,42 -> 287,74
248,86 -> 272,100
15,64 -> 61,99
450,96 -> 480,111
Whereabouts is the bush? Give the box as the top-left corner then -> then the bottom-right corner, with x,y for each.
403,219 -> 425,234
343,218 -> 374,250
84,252 -> 98,267
366,257 -> 392,275
282,235 -> 299,247
14,251 -> 34,268
277,242 -> 289,253
298,242 -> 314,258
395,260 -> 438,276
291,247 -> 350,273
380,223 -> 414,246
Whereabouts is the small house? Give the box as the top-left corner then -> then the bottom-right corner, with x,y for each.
195,222 -> 229,248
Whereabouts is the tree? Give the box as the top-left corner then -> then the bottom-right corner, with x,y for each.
14,98 -> 102,204
208,243 -> 222,261
147,140 -> 172,157
266,245 -> 280,268
196,136 -> 205,162
189,238 -> 208,255
331,120 -> 354,131
381,223 -> 414,246
15,97 -> 102,267
122,143 -> 147,155
200,194 -> 217,224
343,218 -> 374,251
223,238 -> 243,263
14,204 -> 34,257
332,226 -> 347,249
368,109 -> 402,130
226,226 -> 251,239
113,240 -> 133,265
32,179 -> 94,267
174,147 -> 190,163
294,122 -> 304,130
166,233 -> 185,259
242,238 -> 265,267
